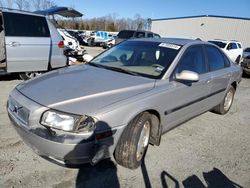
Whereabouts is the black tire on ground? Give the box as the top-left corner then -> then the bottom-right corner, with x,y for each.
19,72 -> 42,80
88,38 -> 95,47
114,112 -> 152,169
212,85 -> 235,115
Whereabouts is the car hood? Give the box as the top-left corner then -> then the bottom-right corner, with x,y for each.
16,65 -> 155,115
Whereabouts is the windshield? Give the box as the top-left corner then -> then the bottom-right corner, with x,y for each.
90,41 -> 181,79
244,48 -> 250,52
208,41 -> 227,48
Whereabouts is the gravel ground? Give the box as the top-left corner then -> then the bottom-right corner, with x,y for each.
0,47 -> 249,188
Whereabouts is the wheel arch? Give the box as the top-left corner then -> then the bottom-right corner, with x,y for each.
122,109 -> 162,146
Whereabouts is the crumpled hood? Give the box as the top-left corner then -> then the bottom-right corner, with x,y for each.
17,65 -> 155,115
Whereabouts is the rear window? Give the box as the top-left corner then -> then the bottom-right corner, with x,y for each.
3,12 -> 50,37
117,30 -> 135,39
208,41 -> 226,48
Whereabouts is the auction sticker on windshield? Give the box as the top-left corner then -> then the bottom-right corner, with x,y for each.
159,43 -> 181,50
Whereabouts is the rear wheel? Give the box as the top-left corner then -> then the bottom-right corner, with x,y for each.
213,85 -> 235,114
88,38 -> 95,47
114,112 -> 151,169
19,71 -> 43,80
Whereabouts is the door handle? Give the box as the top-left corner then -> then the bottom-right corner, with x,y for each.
9,42 -> 20,47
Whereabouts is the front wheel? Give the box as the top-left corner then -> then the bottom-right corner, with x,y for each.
19,71 -> 43,80
213,86 -> 235,115
114,112 -> 151,169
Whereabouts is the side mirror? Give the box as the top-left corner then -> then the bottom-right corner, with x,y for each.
175,70 -> 199,82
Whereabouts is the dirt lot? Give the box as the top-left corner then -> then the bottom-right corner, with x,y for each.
0,46 -> 250,188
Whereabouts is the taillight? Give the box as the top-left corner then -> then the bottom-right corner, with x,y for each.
58,41 -> 64,48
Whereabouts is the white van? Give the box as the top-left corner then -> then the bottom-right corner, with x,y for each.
0,7 -> 82,80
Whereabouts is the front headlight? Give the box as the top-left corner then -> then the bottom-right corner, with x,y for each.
40,110 -> 95,133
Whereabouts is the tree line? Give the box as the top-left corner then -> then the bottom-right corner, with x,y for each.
0,0 -> 147,31
57,14 -> 146,32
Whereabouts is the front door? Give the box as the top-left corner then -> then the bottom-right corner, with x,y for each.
159,45 -> 212,132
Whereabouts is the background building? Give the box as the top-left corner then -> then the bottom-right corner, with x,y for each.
151,15 -> 250,48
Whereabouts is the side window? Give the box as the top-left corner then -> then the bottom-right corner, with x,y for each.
206,46 -> 226,71
154,34 -> 161,38
3,12 -> 50,37
177,46 -> 206,74
237,43 -> 242,49
135,32 -> 145,38
231,43 -> 237,49
147,33 -> 153,38
223,54 -> 231,67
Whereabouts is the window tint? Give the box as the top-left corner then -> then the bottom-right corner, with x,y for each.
227,43 -> 237,50
237,43 -> 242,48
177,46 -> 206,74
117,30 -> 135,39
208,41 -> 226,48
154,34 -> 161,38
135,32 -> 145,38
147,33 -> 153,38
223,54 -> 231,67
3,12 -> 49,37
206,46 -> 225,71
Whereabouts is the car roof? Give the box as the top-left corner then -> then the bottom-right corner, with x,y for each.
209,39 -> 241,43
128,37 -> 207,46
0,8 -> 45,17
119,29 -> 157,34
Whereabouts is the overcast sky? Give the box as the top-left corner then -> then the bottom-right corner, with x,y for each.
53,0 -> 250,19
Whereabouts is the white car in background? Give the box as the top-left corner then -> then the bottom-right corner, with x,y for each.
208,39 -> 243,64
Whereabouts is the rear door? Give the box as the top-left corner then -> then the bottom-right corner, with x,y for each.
3,12 -> 50,72
204,45 -> 232,107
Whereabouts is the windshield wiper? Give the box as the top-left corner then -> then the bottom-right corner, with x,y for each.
104,66 -> 141,76
89,63 -> 141,76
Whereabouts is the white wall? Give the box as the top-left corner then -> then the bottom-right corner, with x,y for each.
152,16 -> 250,48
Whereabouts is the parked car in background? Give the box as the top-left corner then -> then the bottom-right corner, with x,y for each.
241,47 -> 250,75
208,39 -> 243,64
100,36 -> 115,49
87,31 -> 113,47
242,47 -> 250,59
0,8 -> 66,80
8,38 -> 242,170
0,7 -> 82,80
66,30 -> 86,46
57,29 -> 85,57
115,29 -> 161,44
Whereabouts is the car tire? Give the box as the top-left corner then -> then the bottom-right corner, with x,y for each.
114,112 -> 151,169
213,85 -> 235,115
19,71 -> 43,80
88,38 -> 95,47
